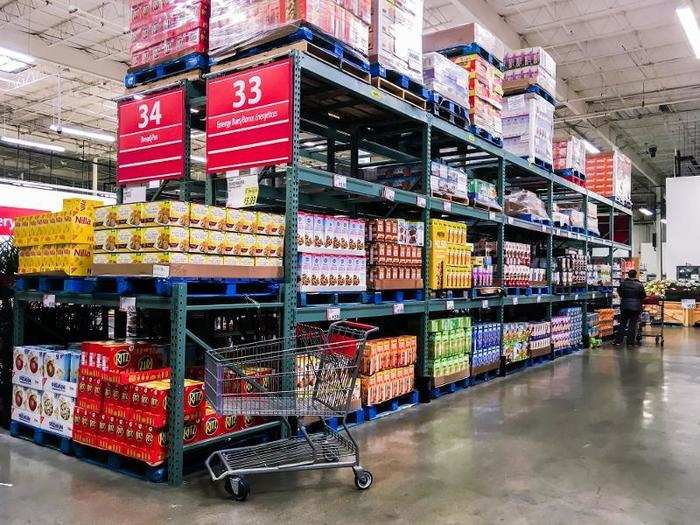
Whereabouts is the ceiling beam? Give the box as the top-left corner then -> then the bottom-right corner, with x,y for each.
4,27 -> 126,83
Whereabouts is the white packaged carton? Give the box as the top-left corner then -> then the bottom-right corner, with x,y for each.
422,52 -> 469,108
502,93 -> 554,165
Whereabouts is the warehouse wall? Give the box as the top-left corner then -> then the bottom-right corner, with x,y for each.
664,176 -> 700,277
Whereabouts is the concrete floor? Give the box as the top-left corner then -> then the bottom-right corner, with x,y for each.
2,328 -> 700,524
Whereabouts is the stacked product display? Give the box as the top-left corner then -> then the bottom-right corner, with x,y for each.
469,178 -> 501,210
553,250 -> 586,287
366,219 -> 424,289
471,256 -> 494,288
553,137 -> 587,176
528,321 -> 551,358
93,202 -> 284,267
505,189 -> 550,222
423,22 -> 506,64
428,219 -> 472,290
129,0 -> 209,70
422,52 -> 470,108
359,335 -> 417,405
426,317 -> 471,380
12,344 -> 82,437
477,241 -> 532,287
15,199 -> 99,276
551,315 -> 572,351
208,0 -> 370,60
503,47 -> 556,97
430,161 -> 469,202
471,322 -> 501,372
365,163 -> 421,191
560,307 -> 583,347
502,92 -> 554,165
588,264 -> 613,286
596,308 -> 615,337
502,323 -> 529,363
586,150 -> 632,204
369,0 -> 424,83
298,213 -> 366,292
587,312 -> 600,340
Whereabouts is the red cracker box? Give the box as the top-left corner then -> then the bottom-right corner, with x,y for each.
199,403 -> 223,440
131,378 -> 205,422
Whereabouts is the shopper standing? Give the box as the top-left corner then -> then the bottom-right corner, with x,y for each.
615,269 -> 646,346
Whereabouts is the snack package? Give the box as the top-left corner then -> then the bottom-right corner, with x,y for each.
502,93 -> 554,165
504,189 -> 550,221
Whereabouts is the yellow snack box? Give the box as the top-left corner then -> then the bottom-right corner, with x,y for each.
62,198 -> 103,213
142,252 -> 189,264
224,256 -> 255,266
188,253 -> 209,265
255,257 -> 283,267
255,212 -> 285,236
93,253 -> 116,265
114,228 -> 142,252
189,204 -> 209,229
141,227 -> 189,252
231,233 -> 255,256
205,206 -> 227,231
188,228 -> 209,253
114,203 -> 143,228
115,253 -> 143,264
56,244 -> 92,276
262,235 -> 284,257
206,231 -> 226,254
95,206 -> 115,229
142,201 -> 190,227
94,230 -> 117,253
226,209 -> 256,233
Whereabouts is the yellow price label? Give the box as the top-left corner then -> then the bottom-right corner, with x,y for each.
242,186 -> 258,206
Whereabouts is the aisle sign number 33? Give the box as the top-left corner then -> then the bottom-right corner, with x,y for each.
206,58 -> 293,174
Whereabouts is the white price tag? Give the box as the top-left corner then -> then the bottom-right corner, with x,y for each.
481,300 -> 489,309
382,186 -> 395,202
147,179 -> 161,189
443,200 -> 452,212
152,264 -> 170,278
541,224 -> 547,232
574,294 -> 579,300
393,303 -> 404,314
119,296 -> 136,313
556,229 -> 562,236
123,184 -> 147,203
512,297 -> 519,305
226,172 -> 259,208
681,299 -> 696,309
332,174 -> 347,189
445,300 -> 455,310
326,307 -> 341,320
42,294 -> 56,308
591,292 -> 596,298
560,295 -> 565,301
507,217 -> 514,225
416,196 -> 427,208
537,295 -> 542,303
489,212 -> 496,221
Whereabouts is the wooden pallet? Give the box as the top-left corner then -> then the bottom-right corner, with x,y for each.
211,40 -> 370,83
370,76 -> 427,110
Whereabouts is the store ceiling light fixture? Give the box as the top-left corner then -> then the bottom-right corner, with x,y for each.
638,207 -> 653,216
49,124 -> 115,143
677,5 -> 700,59
582,140 -> 600,154
0,46 -> 35,73
1,135 -> 65,153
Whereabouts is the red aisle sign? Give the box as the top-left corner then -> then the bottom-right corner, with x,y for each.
117,88 -> 185,184
206,58 -> 293,174
0,206 -> 47,236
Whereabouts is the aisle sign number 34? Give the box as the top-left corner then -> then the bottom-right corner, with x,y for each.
206,58 -> 293,174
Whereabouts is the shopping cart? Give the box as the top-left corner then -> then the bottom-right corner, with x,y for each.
204,321 -> 378,501
637,296 -> 664,347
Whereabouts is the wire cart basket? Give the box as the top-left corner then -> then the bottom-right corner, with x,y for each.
204,321 -> 378,501
637,296 -> 665,346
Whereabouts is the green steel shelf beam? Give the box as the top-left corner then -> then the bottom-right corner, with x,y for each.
296,300 -> 427,323
13,291 -> 171,309
430,196 -> 502,223
186,301 -> 284,311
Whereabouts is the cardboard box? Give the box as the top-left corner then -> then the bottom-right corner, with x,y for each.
142,200 -> 190,227
189,204 -> 210,229
141,226 -> 189,252
423,22 -> 506,62
226,209 -> 256,233
94,229 -> 117,253
369,0 -> 423,83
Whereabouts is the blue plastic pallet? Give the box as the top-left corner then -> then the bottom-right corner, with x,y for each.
515,84 -> 556,105
362,288 -> 425,304
522,156 -> 553,172
10,420 -> 72,455
72,442 -> 167,483
369,63 -> 430,100
325,408 -> 365,430
554,286 -> 586,294
15,276 -> 95,294
514,213 -> 551,225
125,52 -> 208,88
438,43 -> 505,71
218,24 -> 369,75
470,365 -> 500,384
504,287 -> 531,297
433,288 -> 471,300
529,353 -> 553,366
429,376 -> 470,399
468,124 -> 503,147
503,358 -> 529,376
427,91 -> 470,129
298,290 -> 365,307
88,276 -> 280,298
364,390 -> 419,421
555,168 -> 585,180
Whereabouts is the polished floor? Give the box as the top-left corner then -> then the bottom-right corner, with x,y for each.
2,328 -> 700,524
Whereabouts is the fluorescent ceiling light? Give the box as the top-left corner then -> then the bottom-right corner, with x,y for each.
191,155 -> 206,164
1,135 -> 65,153
582,140 -> 600,154
0,46 -> 34,73
638,207 -> 653,216
660,218 -> 667,224
677,6 -> 700,59
50,124 -> 115,143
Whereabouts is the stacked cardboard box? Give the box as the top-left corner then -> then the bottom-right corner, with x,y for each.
369,0 -> 423,83
430,161 -> 469,201
366,219 -> 423,289
359,335 -> 417,405
502,92 -> 554,165
502,322 -> 529,363
422,52 -> 470,108
503,47 -> 556,97
129,0 -> 209,70
11,344 -> 82,437
93,201 -> 284,267
426,317 -> 471,379
585,150 -> 632,203
596,308 -> 615,337
553,137 -> 587,176
528,321 -> 551,357
471,322 -> 500,371
297,212 -> 366,292
423,22 -> 507,64
454,54 -> 503,138
429,219 -> 472,290
208,0 -> 370,59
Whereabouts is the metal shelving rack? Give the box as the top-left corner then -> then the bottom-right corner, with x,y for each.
12,49 -> 632,487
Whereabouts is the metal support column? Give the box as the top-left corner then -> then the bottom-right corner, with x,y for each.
546,180 -> 554,321
420,122 -> 431,380
582,193 -> 589,342
327,138 -> 336,173
179,80 -> 192,202
167,282 -> 187,486
496,159 -> 506,359
204,176 -> 215,205
13,300 -> 25,346
609,207 -> 615,309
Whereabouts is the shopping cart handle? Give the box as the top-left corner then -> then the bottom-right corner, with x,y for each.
329,320 -> 379,334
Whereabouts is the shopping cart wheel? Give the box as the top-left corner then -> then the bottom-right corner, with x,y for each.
224,476 -> 250,501
354,469 -> 373,490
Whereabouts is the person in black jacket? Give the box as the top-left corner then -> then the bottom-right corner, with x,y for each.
614,269 -> 647,346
